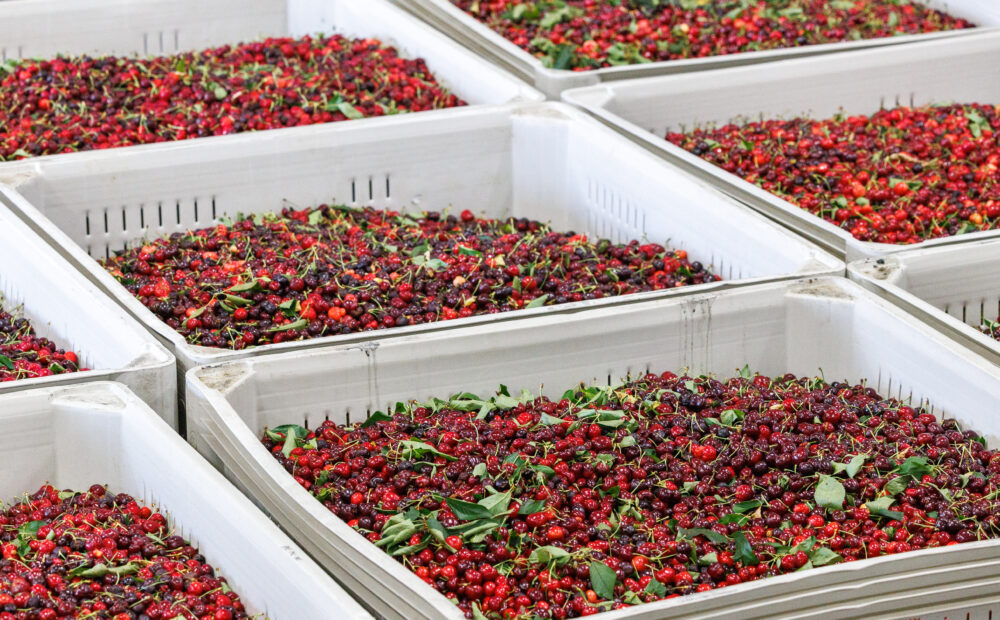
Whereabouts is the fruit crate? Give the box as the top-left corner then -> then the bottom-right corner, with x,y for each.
849,238 -> 1000,368
0,190 -> 175,423
0,381 -> 371,619
185,276 -> 1000,620
394,0 -> 1000,98
562,31 -> 1000,261
0,102 -> 841,417
0,0 -> 540,158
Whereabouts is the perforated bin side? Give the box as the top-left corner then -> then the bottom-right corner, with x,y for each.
187,277 -> 1000,619
0,382 -> 370,619
0,186 -> 175,423
562,31 -> 1000,261
848,239 -> 1000,366
0,0 -> 286,59
397,0 -> 1000,98
0,103 -> 839,393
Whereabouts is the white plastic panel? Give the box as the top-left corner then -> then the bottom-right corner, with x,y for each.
563,31 -> 1000,261
186,277 -> 1000,619
0,382 -> 371,619
849,239 -> 1000,367
0,103 -> 841,382
0,188 -> 175,422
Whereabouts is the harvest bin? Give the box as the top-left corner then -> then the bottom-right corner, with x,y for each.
562,31 -> 1000,261
0,102 -> 840,418
0,381 -> 371,620
0,0 -> 541,161
394,0 -> 999,98
0,187 -> 175,423
186,277 -> 1000,620
849,239 -> 1000,368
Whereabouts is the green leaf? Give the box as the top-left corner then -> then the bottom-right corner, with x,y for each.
472,463 -> 488,478
865,496 -> 903,520
738,364 -> 753,379
361,411 -> 392,428
524,295 -> 549,309
791,536 -> 816,554
472,603 -> 489,620
281,426 -> 300,458
539,412 -> 568,426
618,435 -> 636,448
213,85 -> 228,100
68,562 -> 140,578
733,500 -> 762,513
733,531 -> 759,565
815,475 -> 845,511
479,491 -> 512,517
529,545 -> 571,566
518,499 -> 546,515
833,454 -> 868,479
896,456 -> 932,480
678,527 -> 729,545
267,318 -> 307,333
493,394 -> 520,410
326,101 -> 365,120
552,45 -> 575,70
809,547 -> 843,566
684,380 -> 698,393
399,440 -> 455,461
446,498 -> 494,522
308,209 -> 325,226
228,279 -> 260,293
0,355 -> 13,370
589,561 -> 617,601
884,476 -> 909,496
720,409 -> 744,426
644,578 -> 667,597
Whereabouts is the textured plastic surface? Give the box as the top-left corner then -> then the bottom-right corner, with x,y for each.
0,103 -> 841,399
849,239 -> 1000,367
0,382 -> 371,620
563,31 -> 1000,261
396,0 -> 1000,98
186,277 -> 1000,620
0,193 -> 175,423
0,0 -> 540,148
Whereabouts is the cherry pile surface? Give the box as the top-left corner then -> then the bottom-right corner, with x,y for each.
668,103 -> 1000,244
451,0 -> 971,71
0,303 -> 82,382
0,34 -> 464,161
264,369 -> 1000,619
0,485 -> 251,619
101,206 -> 716,349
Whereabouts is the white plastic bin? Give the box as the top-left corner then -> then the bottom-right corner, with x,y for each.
562,31 -> 1000,261
186,276 -> 1000,620
395,0 -> 1000,98
0,189 -> 175,424
849,239 -> 1000,368
0,0 -> 541,164
0,381 -> 371,620
0,102 -> 841,404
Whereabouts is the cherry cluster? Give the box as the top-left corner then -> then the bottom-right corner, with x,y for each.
263,369 -> 1000,618
0,485 -> 251,619
668,103 -> 1000,243
0,34 -> 464,160
102,206 -> 715,349
451,0 -> 971,71
0,304 -> 82,382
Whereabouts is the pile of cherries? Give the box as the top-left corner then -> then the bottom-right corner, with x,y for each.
264,369 -> 1000,619
451,0 -> 971,71
668,103 -> 1000,244
0,34 -> 464,160
102,206 -> 715,349
0,304 -> 82,382
0,485 -> 250,619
